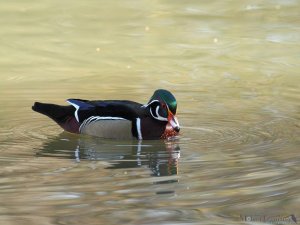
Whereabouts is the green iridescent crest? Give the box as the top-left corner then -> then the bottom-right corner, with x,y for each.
149,89 -> 177,114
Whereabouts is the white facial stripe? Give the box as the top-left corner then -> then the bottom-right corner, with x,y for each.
146,100 -> 170,122
149,107 -> 155,119
155,106 -> 168,121
155,106 -> 159,116
165,103 -> 179,128
170,116 -> 180,128
142,100 -> 160,108
174,116 -> 179,126
149,104 -> 167,121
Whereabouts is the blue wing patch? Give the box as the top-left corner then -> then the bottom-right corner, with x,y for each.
93,101 -> 109,107
67,99 -> 94,110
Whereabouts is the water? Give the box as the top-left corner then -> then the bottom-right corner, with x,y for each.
1,0 -> 300,224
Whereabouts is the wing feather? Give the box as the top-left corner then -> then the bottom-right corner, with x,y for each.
67,99 -> 145,122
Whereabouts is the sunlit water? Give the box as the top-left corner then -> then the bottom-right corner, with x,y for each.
0,0 -> 300,224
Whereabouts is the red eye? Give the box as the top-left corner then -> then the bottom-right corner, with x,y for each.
162,104 -> 167,109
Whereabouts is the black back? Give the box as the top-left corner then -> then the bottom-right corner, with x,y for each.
67,99 -> 148,122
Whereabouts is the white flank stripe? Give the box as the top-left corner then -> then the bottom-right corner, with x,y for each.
67,100 -> 80,122
155,106 -> 168,121
136,118 -> 142,140
86,116 -> 125,120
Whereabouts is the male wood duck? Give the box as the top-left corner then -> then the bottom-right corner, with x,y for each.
32,89 -> 180,140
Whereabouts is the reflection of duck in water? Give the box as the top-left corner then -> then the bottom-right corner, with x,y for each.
32,89 -> 180,140
38,133 -> 180,177
104,141 -> 180,177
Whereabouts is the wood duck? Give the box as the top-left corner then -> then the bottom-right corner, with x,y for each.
32,89 -> 180,140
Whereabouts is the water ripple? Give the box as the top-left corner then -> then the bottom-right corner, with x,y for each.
182,117 -> 299,148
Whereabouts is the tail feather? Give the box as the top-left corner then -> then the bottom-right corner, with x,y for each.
32,102 -> 74,123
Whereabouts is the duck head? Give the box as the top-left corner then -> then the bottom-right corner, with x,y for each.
144,89 -> 180,134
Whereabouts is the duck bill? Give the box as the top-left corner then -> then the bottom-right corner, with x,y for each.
168,111 -> 180,133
